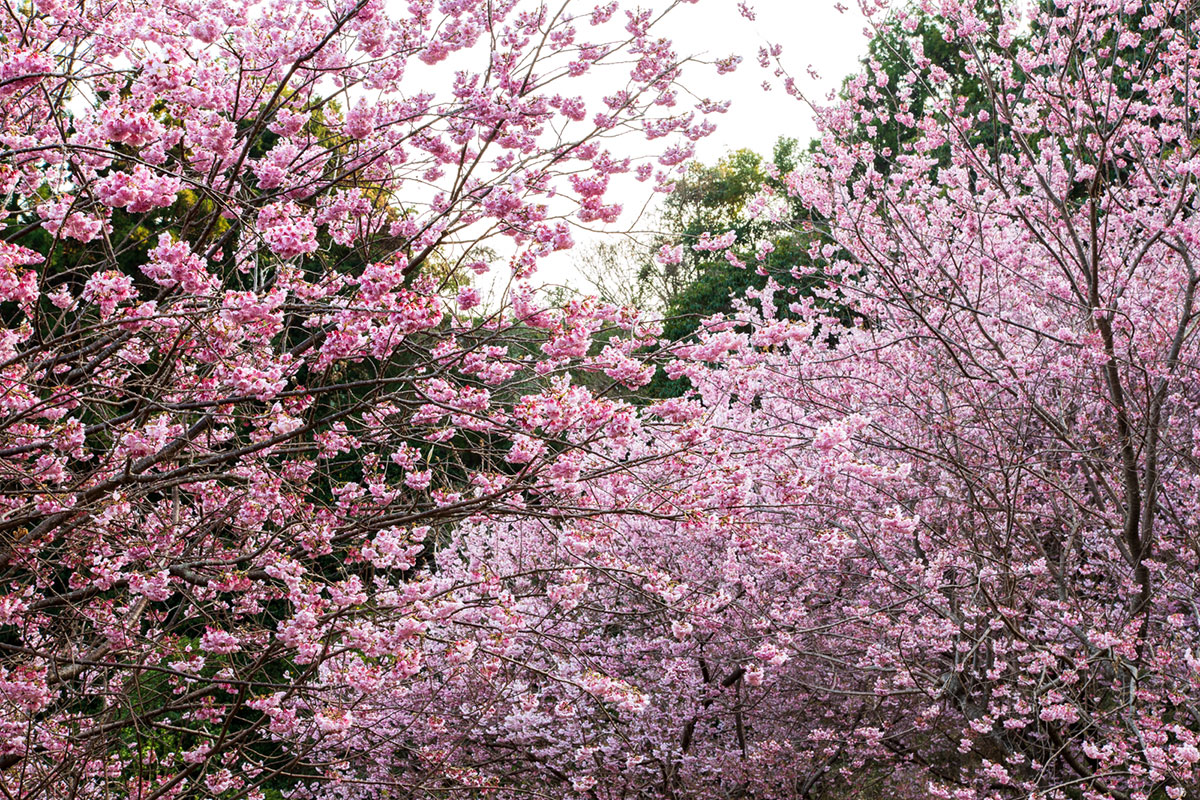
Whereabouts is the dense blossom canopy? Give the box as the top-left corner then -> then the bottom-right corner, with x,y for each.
2,0 -> 1200,799
0,0 -> 730,794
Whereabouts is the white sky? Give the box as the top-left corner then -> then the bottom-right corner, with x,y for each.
465,0 -> 874,294
539,0 -> 872,290
668,0 -> 871,161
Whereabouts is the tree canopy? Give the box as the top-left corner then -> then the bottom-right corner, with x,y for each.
1,1 -> 1199,799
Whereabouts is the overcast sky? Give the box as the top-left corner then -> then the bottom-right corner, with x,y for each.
478,0 -> 873,293
668,0 -> 870,160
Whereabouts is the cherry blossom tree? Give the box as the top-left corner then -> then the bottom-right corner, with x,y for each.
6,0 -> 1200,798
326,2 -> 1200,798
721,1 -> 1200,797
0,0 -> 739,795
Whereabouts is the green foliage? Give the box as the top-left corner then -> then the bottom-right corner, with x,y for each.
852,2 -> 1011,169
630,3 -> 1015,399
652,139 -> 807,340
638,138 -> 834,397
